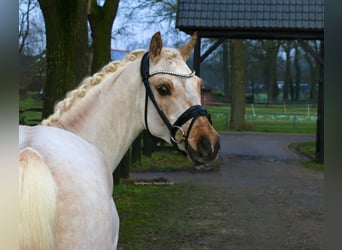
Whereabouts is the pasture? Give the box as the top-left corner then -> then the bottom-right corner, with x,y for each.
113,183 -> 206,249
207,103 -> 317,134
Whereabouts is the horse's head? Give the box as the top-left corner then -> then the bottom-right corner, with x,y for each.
142,32 -> 220,164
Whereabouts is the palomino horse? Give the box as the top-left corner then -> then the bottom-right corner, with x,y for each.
19,32 -> 220,249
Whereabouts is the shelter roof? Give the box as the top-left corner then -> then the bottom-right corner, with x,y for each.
176,0 -> 324,40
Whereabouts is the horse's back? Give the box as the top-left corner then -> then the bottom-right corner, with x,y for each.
19,125 -> 118,249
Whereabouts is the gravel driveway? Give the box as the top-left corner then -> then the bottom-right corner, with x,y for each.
131,132 -> 324,249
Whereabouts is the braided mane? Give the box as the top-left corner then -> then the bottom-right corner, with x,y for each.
41,49 -> 146,126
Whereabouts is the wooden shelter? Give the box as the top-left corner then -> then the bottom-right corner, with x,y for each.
176,0 -> 324,162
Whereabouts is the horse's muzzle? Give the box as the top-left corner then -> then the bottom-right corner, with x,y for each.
185,117 -> 220,164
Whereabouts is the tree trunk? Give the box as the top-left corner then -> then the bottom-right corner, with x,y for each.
88,0 -> 120,73
310,62 -> 319,102
263,40 -> 280,103
283,41 -> 292,102
38,0 -> 89,118
294,42 -> 301,101
222,40 -> 231,103
311,41 -> 320,102
229,39 -> 246,129
304,41 -> 319,102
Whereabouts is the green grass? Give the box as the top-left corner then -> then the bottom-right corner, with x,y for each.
246,120 -> 316,134
19,92 -> 43,125
131,150 -> 193,172
113,183 -> 209,249
207,104 -> 317,115
297,141 -> 316,159
19,91 -> 43,110
296,141 -> 324,170
207,104 -> 317,134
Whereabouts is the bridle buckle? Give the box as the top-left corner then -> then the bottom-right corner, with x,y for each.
170,126 -> 186,144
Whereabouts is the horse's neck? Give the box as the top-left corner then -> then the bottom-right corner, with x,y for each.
56,61 -> 145,172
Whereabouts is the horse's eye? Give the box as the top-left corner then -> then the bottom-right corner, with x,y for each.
157,84 -> 171,96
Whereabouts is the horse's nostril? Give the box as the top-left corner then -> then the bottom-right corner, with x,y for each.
187,135 -> 220,164
197,136 -> 212,158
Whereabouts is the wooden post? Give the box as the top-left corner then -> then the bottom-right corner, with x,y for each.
113,149 -> 130,185
143,132 -> 154,157
316,41 -> 324,163
298,39 -> 324,163
120,150 -> 130,179
132,133 -> 142,164
113,167 -> 121,185
193,36 -> 201,76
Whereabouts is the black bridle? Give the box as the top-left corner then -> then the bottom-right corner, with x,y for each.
140,52 -> 212,150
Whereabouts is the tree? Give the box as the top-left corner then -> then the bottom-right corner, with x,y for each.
283,41 -> 293,102
113,0 -> 180,49
293,42 -> 301,101
229,39 -> 246,129
262,40 -> 280,103
303,40 -> 320,102
222,40 -> 231,102
19,0 -> 45,56
38,0 -> 89,118
19,0 -> 36,54
88,0 -> 120,73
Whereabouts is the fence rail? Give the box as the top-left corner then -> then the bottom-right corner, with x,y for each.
208,103 -> 317,132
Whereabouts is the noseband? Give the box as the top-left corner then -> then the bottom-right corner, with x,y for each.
140,52 -> 212,151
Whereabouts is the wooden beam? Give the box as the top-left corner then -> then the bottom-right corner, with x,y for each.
296,39 -> 324,162
315,40 -> 324,163
180,29 -> 324,41
193,36 -> 201,76
200,37 -> 227,63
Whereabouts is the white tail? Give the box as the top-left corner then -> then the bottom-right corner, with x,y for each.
19,148 -> 57,250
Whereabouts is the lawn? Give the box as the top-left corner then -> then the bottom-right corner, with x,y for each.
113,182 -> 210,249
296,141 -> 324,170
19,91 -> 43,125
131,150 -> 193,172
207,104 -> 317,134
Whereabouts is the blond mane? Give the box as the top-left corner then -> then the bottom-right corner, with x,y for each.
41,49 -> 146,126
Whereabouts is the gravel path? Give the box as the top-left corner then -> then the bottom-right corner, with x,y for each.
131,132 -> 324,249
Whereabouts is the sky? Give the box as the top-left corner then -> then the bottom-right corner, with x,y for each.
19,0 -> 191,56
110,0 -> 190,51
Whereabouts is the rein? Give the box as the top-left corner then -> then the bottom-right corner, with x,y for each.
140,52 -> 212,151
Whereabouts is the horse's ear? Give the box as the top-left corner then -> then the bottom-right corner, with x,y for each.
179,32 -> 198,61
149,32 -> 163,63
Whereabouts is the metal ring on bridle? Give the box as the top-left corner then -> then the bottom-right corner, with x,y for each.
170,126 -> 186,144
